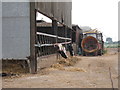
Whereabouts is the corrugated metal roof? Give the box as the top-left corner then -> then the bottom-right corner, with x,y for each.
83,29 -> 101,34
35,2 -> 72,28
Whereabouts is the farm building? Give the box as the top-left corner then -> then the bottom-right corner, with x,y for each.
36,20 -> 72,70
1,2 -> 72,73
72,25 -> 83,55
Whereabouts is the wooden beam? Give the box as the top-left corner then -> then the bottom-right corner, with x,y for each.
52,20 -> 58,59
52,20 -> 58,43
30,2 -> 37,74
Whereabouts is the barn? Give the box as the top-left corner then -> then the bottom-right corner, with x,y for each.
1,1 -> 72,73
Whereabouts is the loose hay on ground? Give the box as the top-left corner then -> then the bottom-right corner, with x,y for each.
2,63 -> 28,74
51,63 -> 65,70
50,64 -> 86,72
65,67 -> 86,72
58,56 -> 80,66
50,56 -> 85,72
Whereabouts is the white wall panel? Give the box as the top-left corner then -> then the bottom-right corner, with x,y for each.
0,2 -> 2,59
2,2 -> 30,59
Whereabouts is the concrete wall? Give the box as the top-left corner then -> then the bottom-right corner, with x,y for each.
37,54 -> 57,70
2,2 -> 30,59
0,2 -> 2,59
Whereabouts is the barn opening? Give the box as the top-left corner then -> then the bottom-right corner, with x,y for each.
35,11 -> 72,71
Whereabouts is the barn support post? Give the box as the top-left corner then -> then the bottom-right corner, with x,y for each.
76,28 -> 79,55
30,2 -> 37,74
64,25 -> 67,48
52,20 -> 58,43
52,20 -> 58,59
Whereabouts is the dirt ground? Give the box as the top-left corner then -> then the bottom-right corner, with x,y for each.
2,48 -> 118,88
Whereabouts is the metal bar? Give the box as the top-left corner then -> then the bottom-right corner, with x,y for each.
35,41 -> 71,47
37,32 -> 71,40
37,32 -> 56,38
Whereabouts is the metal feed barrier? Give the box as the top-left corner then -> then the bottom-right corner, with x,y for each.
35,32 -> 71,57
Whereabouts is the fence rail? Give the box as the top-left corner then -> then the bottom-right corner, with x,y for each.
36,32 -> 71,57
37,32 -> 71,40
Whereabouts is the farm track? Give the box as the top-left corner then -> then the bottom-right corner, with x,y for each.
2,48 -> 118,88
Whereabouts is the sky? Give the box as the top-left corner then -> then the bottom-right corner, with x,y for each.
72,0 -> 119,41
37,0 -> 119,42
